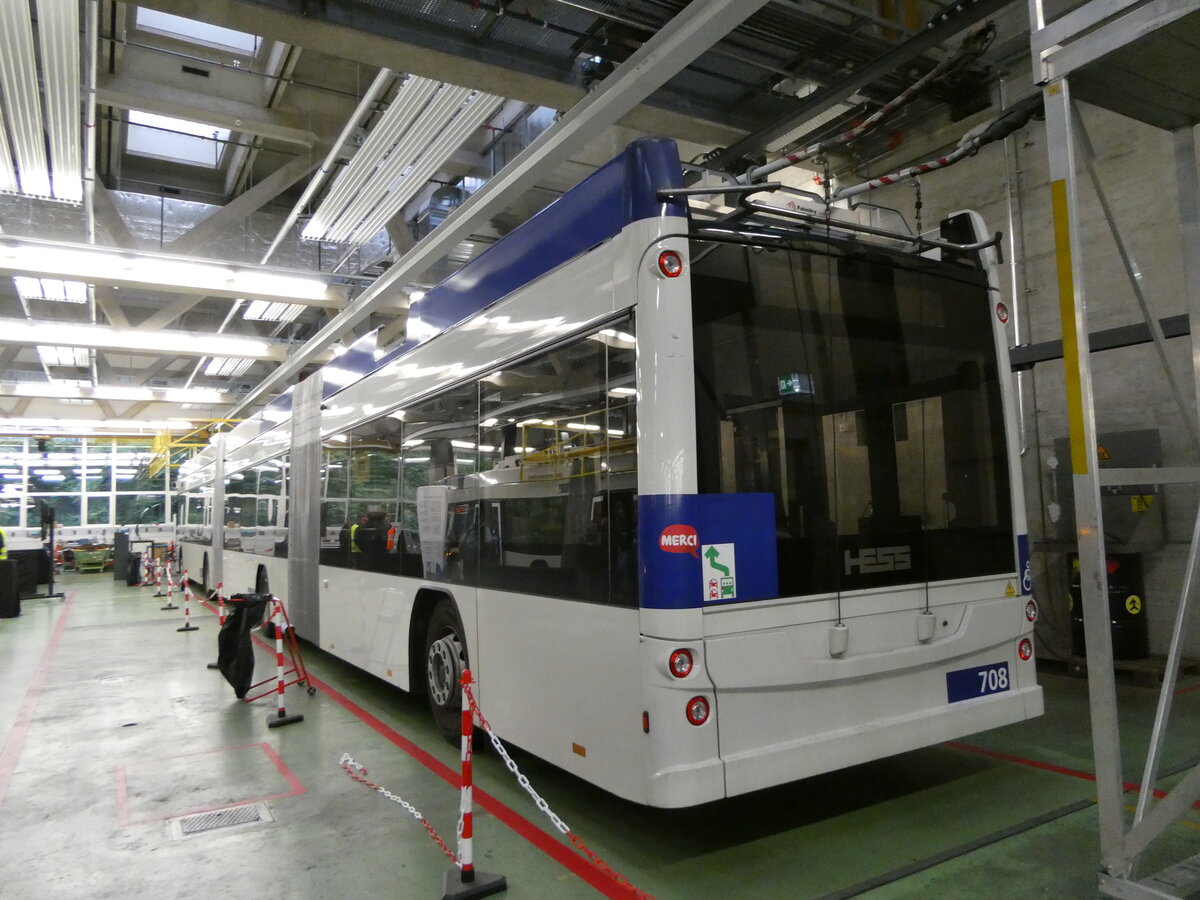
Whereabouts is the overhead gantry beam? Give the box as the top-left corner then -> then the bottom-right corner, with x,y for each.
227,0 -> 773,417
140,0 -> 747,148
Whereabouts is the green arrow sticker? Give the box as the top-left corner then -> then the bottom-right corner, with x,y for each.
705,545 -> 729,576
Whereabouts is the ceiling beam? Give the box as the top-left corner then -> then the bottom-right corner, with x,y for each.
227,0 -> 772,417
94,285 -> 131,328
92,180 -> 140,249
97,72 -> 320,146
136,292 -> 207,330
139,0 -> 746,148
168,149 -> 322,255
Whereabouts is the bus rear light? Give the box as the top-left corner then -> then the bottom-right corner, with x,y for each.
642,710 -> 650,734
1025,599 -> 1038,622
658,250 -> 683,278
686,696 -> 709,726
668,649 -> 693,678
1018,638 -> 1033,661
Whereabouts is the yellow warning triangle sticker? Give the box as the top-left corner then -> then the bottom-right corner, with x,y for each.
1098,445 -> 1111,460
1005,583 -> 1016,597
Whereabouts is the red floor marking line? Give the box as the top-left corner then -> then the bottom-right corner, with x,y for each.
0,591 -> 75,808
198,597 -> 637,899
946,741 -> 1172,801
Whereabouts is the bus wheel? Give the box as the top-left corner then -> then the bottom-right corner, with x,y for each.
425,600 -> 466,742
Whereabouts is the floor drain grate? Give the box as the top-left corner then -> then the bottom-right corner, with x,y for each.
169,802 -> 273,839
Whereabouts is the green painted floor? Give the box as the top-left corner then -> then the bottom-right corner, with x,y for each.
3,575 -> 1200,899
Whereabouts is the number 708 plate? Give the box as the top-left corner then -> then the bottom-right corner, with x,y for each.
946,662 -> 1010,703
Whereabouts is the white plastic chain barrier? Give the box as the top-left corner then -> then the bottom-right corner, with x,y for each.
338,753 -> 460,865
462,681 -> 654,899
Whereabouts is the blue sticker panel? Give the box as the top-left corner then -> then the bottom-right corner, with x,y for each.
638,493 -> 779,609
1017,533 -> 1032,595
946,662 -> 1010,703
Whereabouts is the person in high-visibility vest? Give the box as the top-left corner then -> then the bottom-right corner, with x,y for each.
349,513 -> 367,568
0,526 -> 7,561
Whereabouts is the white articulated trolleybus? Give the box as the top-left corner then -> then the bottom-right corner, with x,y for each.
176,138 -> 1043,808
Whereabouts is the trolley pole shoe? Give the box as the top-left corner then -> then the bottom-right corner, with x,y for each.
177,569 -> 198,632
266,597 -> 303,728
443,669 -> 506,900
207,582 -> 225,669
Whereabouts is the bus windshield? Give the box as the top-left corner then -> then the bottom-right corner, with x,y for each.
691,237 -> 1013,598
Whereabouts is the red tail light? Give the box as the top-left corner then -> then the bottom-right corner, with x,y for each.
669,649 -> 693,678
658,250 -> 683,278
1018,638 -> 1033,661
686,696 -> 710,726
1025,599 -> 1038,622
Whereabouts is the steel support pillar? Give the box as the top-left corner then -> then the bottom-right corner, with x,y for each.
211,432 -> 225,595
1043,77 -> 1130,877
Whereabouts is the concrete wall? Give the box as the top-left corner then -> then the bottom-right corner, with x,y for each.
857,76 -> 1200,660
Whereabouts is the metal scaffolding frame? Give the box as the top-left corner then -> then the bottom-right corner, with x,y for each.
1029,1 -> 1200,896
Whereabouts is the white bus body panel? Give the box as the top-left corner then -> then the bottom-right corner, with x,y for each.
318,566 -> 416,689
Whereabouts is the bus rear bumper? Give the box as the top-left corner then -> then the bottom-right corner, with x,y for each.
720,684 -> 1044,798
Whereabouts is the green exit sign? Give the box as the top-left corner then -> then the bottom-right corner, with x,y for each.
777,372 -> 812,396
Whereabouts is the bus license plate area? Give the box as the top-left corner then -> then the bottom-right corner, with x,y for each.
946,662 -> 1010,703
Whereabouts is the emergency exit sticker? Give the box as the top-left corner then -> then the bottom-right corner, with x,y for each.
702,543 -> 737,602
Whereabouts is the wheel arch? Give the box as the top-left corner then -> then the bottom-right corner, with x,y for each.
409,587 -> 461,699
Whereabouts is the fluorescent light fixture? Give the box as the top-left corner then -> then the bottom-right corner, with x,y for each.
37,345 -> 89,367
609,387 -> 637,396
303,77 -> 501,245
243,300 -> 304,322
0,417 -> 192,434
0,238 -> 340,304
5,383 -> 227,404
204,357 -> 254,378
14,276 -> 88,302
566,422 -> 603,432
0,319 -> 279,360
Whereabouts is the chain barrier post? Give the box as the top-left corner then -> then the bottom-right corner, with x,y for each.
266,596 -> 303,728
442,668 -> 506,900
463,680 -> 652,900
176,568 -> 197,632
152,552 -> 165,597
207,581 -> 226,669
160,563 -> 178,611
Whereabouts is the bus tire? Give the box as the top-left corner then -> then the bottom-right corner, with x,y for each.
424,599 -> 467,742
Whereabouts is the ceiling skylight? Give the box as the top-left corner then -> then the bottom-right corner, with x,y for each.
126,111 -> 231,169
14,276 -> 87,303
243,300 -> 304,323
135,9 -> 260,56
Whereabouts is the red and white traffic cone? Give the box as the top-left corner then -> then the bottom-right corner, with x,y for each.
160,565 -> 178,611
177,568 -> 197,632
153,557 -> 165,596
207,581 -> 225,670
266,597 -> 303,728
443,668 -> 506,900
